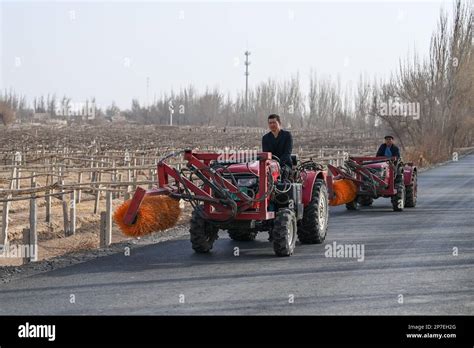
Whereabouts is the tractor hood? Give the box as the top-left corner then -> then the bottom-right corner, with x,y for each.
365,161 -> 389,170
223,160 -> 280,181
226,161 -> 260,174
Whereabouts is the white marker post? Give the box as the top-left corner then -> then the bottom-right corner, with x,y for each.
169,100 -> 174,126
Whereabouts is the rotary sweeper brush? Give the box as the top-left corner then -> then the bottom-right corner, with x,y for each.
114,195 -> 181,237
114,149 -> 338,257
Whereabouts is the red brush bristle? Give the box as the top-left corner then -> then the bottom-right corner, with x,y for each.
114,196 -> 181,237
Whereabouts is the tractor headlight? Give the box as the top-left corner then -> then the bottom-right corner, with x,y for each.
237,177 -> 257,187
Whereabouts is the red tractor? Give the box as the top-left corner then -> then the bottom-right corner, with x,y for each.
328,156 -> 417,211
116,149 -> 330,257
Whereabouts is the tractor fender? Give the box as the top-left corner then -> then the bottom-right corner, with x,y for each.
403,164 -> 416,186
301,170 -> 327,206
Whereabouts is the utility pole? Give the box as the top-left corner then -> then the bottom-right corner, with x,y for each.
244,51 -> 251,112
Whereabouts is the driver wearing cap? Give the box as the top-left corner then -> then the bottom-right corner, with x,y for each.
376,135 -> 400,159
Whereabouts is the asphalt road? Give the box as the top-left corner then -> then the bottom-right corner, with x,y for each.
0,155 -> 473,315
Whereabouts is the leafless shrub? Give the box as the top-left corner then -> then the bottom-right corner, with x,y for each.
0,101 -> 15,126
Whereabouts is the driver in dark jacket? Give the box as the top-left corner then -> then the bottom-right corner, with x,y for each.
263,114 -> 293,242
262,114 -> 293,170
376,135 -> 400,159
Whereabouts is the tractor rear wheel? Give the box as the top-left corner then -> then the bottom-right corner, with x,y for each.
272,208 -> 297,257
190,208 -> 219,253
391,181 -> 405,212
297,179 -> 329,244
405,172 -> 417,208
228,229 -> 257,241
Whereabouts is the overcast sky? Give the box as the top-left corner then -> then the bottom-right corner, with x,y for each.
1,0 -> 454,109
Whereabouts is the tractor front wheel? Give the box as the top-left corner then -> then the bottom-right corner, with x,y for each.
359,196 -> 373,206
345,199 -> 359,210
272,208 -> 297,257
392,181 -> 405,212
190,208 -> 219,253
297,179 -> 329,244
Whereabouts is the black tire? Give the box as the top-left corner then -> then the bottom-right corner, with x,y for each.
391,181 -> 405,212
228,229 -> 257,241
272,208 -> 297,257
345,199 -> 359,210
405,172 -> 417,208
297,179 -> 329,244
190,208 -> 219,253
359,196 -> 373,206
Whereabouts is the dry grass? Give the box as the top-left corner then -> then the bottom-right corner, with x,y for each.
59,234 -> 98,254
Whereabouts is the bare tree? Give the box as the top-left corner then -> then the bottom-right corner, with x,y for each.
373,0 -> 473,163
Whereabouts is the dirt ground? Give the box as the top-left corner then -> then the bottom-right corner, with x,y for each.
0,192 -> 192,266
